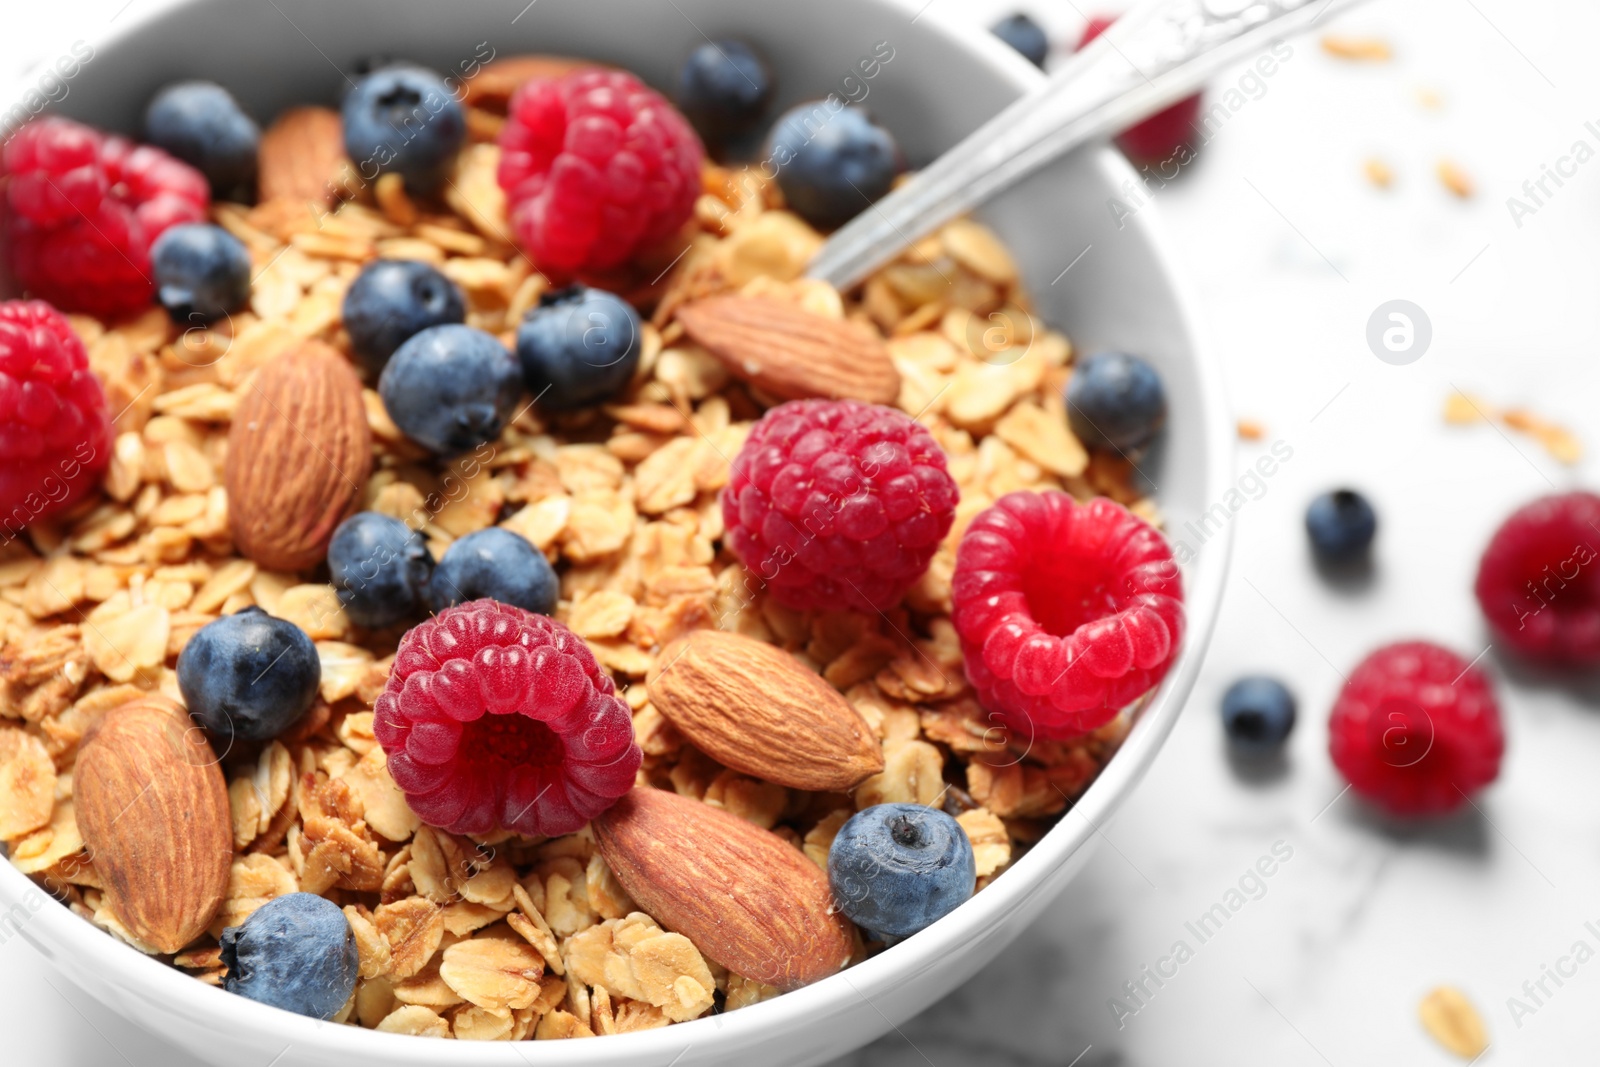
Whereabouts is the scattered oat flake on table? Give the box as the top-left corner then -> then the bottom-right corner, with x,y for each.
1504,408 -> 1583,465
1437,160 -> 1475,199
1363,159 -> 1394,189
1235,418 -> 1266,441
1418,986 -> 1488,1059
1321,34 -> 1392,60
1443,391 -> 1490,424
1416,86 -> 1445,110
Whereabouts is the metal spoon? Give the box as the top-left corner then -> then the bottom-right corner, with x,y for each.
808,0 -> 1365,289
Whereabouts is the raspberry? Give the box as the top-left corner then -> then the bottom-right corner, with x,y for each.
721,399 -> 958,613
1328,641 -> 1504,816
3,117 -> 209,320
0,299 -> 112,536
497,69 -> 703,276
1473,492 -> 1600,666
1077,17 -> 1203,165
373,600 -> 641,838
950,491 -> 1183,739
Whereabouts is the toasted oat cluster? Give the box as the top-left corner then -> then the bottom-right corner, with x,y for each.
0,67 -> 1156,1039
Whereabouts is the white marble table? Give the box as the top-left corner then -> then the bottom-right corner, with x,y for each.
6,0 -> 1600,1063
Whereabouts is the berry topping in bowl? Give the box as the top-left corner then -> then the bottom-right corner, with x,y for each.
176,606 -> 321,745
516,285 -> 642,411
220,893 -> 358,1020
1077,15 -> 1204,165
722,398 -> 958,613
150,222 -> 252,325
1305,488 -> 1378,566
828,803 -> 976,940
427,526 -> 558,615
0,299 -> 111,532
378,323 -> 523,455
991,13 -> 1050,68
2,116 -> 209,319
951,491 -> 1184,739
341,65 -> 467,193
676,39 -> 776,147
1474,491 -> 1600,666
1065,350 -> 1167,453
498,69 -> 703,275
374,599 -> 642,838
327,511 -> 434,629
342,259 -> 466,374
763,101 -> 904,231
1221,676 -> 1297,751
144,80 -> 260,200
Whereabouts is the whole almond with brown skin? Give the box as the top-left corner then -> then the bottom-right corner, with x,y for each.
75,695 -> 231,954
258,106 -> 348,206
226,340 -> 372,571
648,630 -> 883,791
594,787 -> 855,991
676,295 -> 901,405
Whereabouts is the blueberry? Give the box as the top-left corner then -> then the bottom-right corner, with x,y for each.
150,223 -> 251,326
144,81 -> 259,200
177,607 -> 319,747
342,259 -> 466,374
1305,489 -> 1377,564
991,14 -> 1050,68
1065,351 -> 1167,452
220,893 -> 357,1020
763,101 -> 904,231
828,803 -> 975,940
379,324 -> 522,455
327,512 -> 433,629
341,65 -> 466,193
427,527 -> 557,615
516,286 -> 642,412
1221,676 -> 1296,750
677,39 -> 775,146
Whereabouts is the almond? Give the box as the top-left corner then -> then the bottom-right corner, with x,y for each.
463,54 -> 601,111
593,787 -> 854,991
75,695 -> 231,953
675,295 -> 901,404
258,106 -> 348,207
648,630 -> 883,791
226,340 -> 372,571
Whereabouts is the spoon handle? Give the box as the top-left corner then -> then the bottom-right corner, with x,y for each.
808,0 -> 1363,289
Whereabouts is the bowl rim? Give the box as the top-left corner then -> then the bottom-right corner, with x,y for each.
0,0 -> 1235,1061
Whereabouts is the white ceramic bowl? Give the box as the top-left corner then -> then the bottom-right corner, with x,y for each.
0,1 -> 1233,1063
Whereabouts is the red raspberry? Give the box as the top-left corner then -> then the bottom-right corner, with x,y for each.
1473,492 -> 1600,666
374,600 -> 642,838
3,117 -> 209,321
1078,17 -> 1204,165
497,69 -> 703,276
950,491 -> 1183,739
0,299 -> 112,536
722,399 -> 958,614
1328,641 -> 1504,817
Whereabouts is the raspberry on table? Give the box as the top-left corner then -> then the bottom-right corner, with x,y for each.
374,600 -> 642,838
3,117 -> 209,320
721,399 -> 958,614
950,491 -> 1184,739
0,299 -> 112,535
497,69 -> 703,276
1474,492 -> 1600,666
1328,641 -> 1504,816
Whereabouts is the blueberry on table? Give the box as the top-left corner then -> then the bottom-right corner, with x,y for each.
1305,489 -> 1377,564
516,286 -> 642,412
1220,676 -> 1296,750
342,259 -> 466,374
991,13 -> 1050,68
150,223 -> 251,325
1065,350 -> 1167,452
144,80 -> 260,200
220,893 -> 358,1020
327,511 -> 433,629
763,101 -> 904,231
677,39 -> 775,145
177,606 -> 319,745
427,527 -> 558,616
379,324 -> 523,455
828,803 -> 975,940
341,64 -> 466,193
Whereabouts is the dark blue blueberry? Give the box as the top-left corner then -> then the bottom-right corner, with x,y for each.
828,803 -> 975,940
427,527 -> 557,615
150,223 -> 251,326
1305,489 -> 1377,564
1221,676 -> 1297,750
144,81 -> 259,200
991,14 -> 1050,68
677,39 -> 775,146
379,324 -> 522,455
341,65 -> 466,194
342,259 -> 466,374
516,286 -> 641,412
220,893 -> 357,1020
764,101 -> 903,231
327,512 -> 433,629
1065,351 -> 1167,452
176,607 -> 319,747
